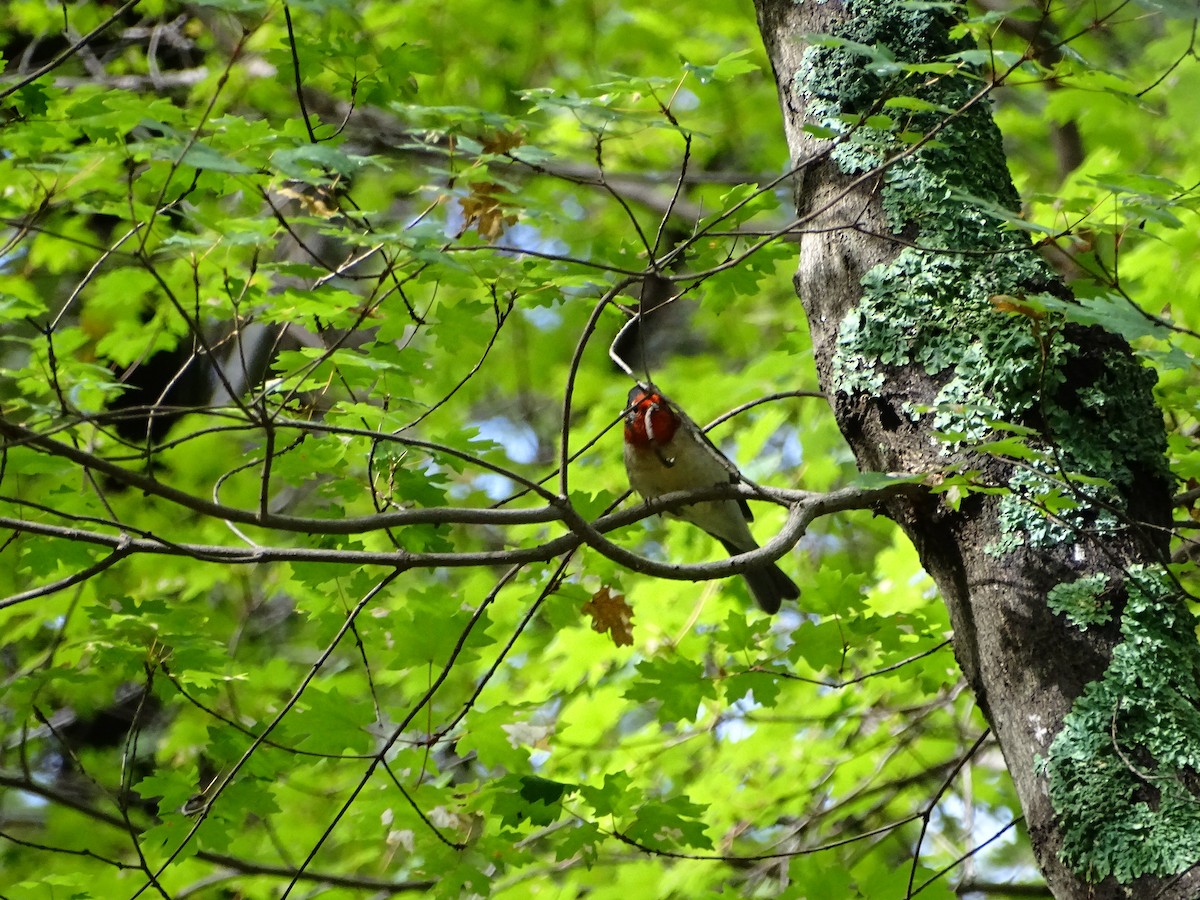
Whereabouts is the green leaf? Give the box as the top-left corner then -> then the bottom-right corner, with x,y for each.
272,143 -> 377,179
685,49 -> 760,84
624,656 -> 717,723
554,820 -> 602,865
974,436 -> 1042,461
0,289 -> 47,319
624,795 -> 713,851
579,771 -> 637,820
788,619 -> 846,672
492,774 -> 575,827
457,703 -> 538,771
290,686 -> 376,754
9,83 -> 50,117
804,122 -> 839,139
171,140 -> 260,174
387,589 -> 494,668
883,95 -> 947,113
715,607 -> 770,654
1038,293 -> 1172,343
569,488 -> 617,521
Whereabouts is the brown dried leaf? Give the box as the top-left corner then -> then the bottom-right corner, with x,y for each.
989,294 -> 1045,320
582,586 -> 635,647
459,182 -> 518,240
481,129 -> 524,155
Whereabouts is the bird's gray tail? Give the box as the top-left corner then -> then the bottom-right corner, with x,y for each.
716,539 -> 800,615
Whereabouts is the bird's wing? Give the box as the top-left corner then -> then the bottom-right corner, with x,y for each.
667,398 -> 754,522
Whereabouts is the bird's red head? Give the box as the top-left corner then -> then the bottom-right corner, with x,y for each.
624,384 -> 679,448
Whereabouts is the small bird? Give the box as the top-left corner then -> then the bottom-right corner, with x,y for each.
622,383 -> 800,613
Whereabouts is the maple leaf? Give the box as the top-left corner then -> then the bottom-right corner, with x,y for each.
459,182 -> 518,240
481,129 -> 525,155
582,586 -> 635,647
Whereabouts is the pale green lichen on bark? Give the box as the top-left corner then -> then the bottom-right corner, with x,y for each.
795,0 -> 1198,883
804,1 -> 1166,547
1047,572 -> 1112,630
803,2 -> 1061,444
1041,566 -> 1200,880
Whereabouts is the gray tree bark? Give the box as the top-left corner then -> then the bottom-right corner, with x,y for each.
753,1 -> 1200,898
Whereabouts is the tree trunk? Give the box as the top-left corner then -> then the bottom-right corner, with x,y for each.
753,1 -> 1200,897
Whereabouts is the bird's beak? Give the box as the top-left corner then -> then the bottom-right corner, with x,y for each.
623,399 -> 640,425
